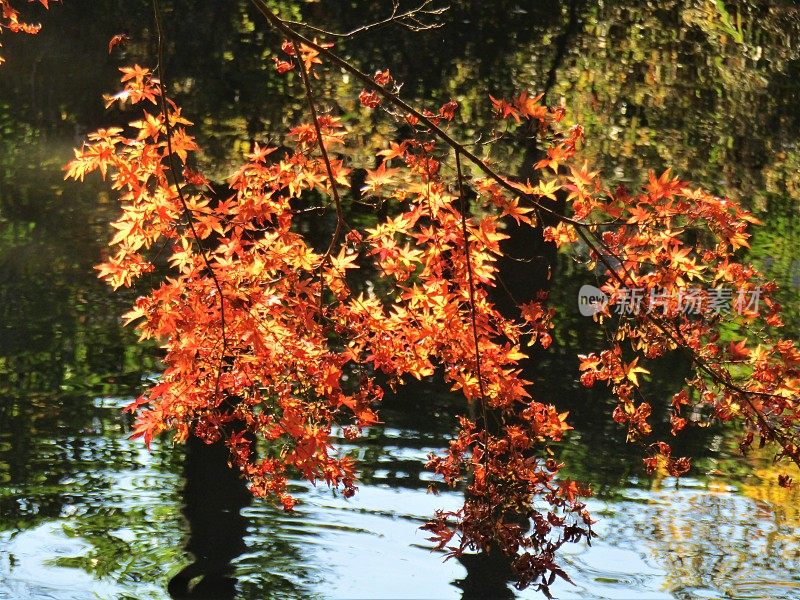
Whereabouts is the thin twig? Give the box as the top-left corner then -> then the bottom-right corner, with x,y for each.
455,150 -> 487,404
283,0 -> 447,38
290,37 -> 347,257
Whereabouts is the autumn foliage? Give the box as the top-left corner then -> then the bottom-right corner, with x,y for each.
0,0 -> 51,64
7,2 -> 800,594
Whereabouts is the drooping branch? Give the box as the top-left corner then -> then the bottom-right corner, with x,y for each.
454,149 -> 486,403
289,37 -> 347,257
46,3 -> 797,592
250,0 -> 800,474
152,0 -> 229,399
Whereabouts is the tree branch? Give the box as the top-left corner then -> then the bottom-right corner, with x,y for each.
289,38 -> 347,257
283,0 -> 448,38
152,0 -> 229,401
250,0 -> 800,471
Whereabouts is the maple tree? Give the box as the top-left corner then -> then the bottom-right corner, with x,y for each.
5,1 -> 800,594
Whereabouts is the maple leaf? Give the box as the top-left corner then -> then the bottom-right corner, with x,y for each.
489,94 -> 521,123
373,69 -> 392,86
646,168 -> 684,200
377,141 -> 407,161
542,222 -> 577,247
626,204 -> 651,225
514,91 -> 547,120
439,100 -> 458,121
119,64 -> 150,83
568,162 -> 598,189
296,39 -> 332,74
727,230 -> 751,250
623,357 -> 650,387
472,217 -> 509,254
121,302 -> 148,326
169,127 -> 198,163
534,144 -> 569,172
361,162 -> 400,194
108,33 -> 129,54
578,353 -> 601,371
507,178 -> 536,196
273,57 -> 294,74
534,178 -> 561,200
329,247 -> 359,273
504,346 -> 528,362
727,340 -> 751,361
499,197 -> 532,224
130,112 -> 163,140
247,143 -> 278,163
359,89 -> 381,108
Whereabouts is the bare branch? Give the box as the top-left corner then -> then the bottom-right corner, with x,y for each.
282,0 -> 448,39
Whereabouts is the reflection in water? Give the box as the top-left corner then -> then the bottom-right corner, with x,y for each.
551,478 -> 800,600
2,395 -> 800,598
0,396 -> 184,600
168,434 -> 251,600
454,551 -> 516,600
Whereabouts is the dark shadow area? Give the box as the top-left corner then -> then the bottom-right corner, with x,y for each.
454,551 -> 517,600
168,432 -> 252,600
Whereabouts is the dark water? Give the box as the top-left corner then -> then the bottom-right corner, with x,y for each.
2,1 -> 800,598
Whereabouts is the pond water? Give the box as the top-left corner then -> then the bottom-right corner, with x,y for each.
2,392 -> 800,599
2,1 -> 800,598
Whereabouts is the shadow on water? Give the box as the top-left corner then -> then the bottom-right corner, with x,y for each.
454,552 -> 516,600
168,433 -> 251,600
